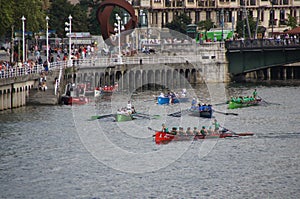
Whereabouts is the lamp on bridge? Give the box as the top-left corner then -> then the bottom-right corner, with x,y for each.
65,15 -> 72,67
46,16 -> 50,67
221,8 -> 224,42
114,14 -> 124,64
21,16 -> 26,63
270,0 -> 274,37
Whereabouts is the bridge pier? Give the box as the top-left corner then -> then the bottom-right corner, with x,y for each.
267,68 -> 271,80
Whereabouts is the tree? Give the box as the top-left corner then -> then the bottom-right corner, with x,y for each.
286,14 -> 298,29
48,0 -> 74,38
197,19 -> 215,32
0,1 -> 15,38
235,16 -> 264,38
79,0 -> 103,35
165,13 -> 192,34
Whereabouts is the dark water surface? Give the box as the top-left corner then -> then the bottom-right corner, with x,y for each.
0,83 -> 299,198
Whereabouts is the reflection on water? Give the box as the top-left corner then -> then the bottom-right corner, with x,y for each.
0,83 -> 299,198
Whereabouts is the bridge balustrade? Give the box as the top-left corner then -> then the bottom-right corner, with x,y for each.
225,38 -> 300,51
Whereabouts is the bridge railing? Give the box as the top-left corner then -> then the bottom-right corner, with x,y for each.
225,38 -> 300,50
0,52 -> 220,79
77,55 -> 206,68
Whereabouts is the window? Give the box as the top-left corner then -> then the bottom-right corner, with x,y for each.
261,10 -> 264,22
195,11 -> 200,23
206,11 -> 211,20
154,0 -> 161,3
188,0 -> 194,2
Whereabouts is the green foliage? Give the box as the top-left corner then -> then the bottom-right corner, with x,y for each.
165,13 -> 192,34
0,0 -> 15,37
48,0 -> 74,38
235,16 -> 265,38
197,19 -> 215,32
286,14 -> 298,29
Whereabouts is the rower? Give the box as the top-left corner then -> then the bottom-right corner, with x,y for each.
186,127 -> 193,136
191,98 -> 197,110
253,89 -> 258,99
170,127 -> 178,135
212,119 -> 220,133
161,123 -> 169,133
200,126 -> 208,136
178,127 -> 186,136
193,127 -> 200,135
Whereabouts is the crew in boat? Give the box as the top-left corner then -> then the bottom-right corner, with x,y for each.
186,127 -> 193,136
170,127 -> 178,135
178,127 -> 186,136
191,98 -> 197,110
161,123 -> 169,133
200,126 -> 208,136
127,101 -> 133,114
253,89 -> 258,99
193,127 -> 200,135
212,119 -> 220,133
159,92 -> 165,97
181,88 -> 187,97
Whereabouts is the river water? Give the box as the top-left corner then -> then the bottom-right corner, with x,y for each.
0,82 -> 300,198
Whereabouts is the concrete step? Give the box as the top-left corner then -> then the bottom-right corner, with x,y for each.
27,88 -> 59,105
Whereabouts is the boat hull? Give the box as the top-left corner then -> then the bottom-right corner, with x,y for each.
61,96 -> 89,105
200,110 -> 213,118
228,99 -> 262,109
189,108 -> 213,118
115,114 -> 133,122
154,131 -> 253,144
157,96 -> 189,105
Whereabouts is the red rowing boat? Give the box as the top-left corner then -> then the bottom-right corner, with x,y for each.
154,131 -> 254,144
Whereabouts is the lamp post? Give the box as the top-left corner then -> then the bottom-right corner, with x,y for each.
21,16 -> 26,63
65,15 -> 72,67
46,16 -> 49,66
270,0 -> 274,37
114,14 -> 123,64
221,9 -> 224,42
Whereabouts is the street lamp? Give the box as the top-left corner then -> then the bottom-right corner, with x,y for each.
21,16 -> 26,63
46,16 -> 49,66
221,9 -> 224,42
270,0 -> 274,37
114,14 -> 123,64
65,15 -> 72,66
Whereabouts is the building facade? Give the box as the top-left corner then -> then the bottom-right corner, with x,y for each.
131,0 -> 300,37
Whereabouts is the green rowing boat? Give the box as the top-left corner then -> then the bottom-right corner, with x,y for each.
115,113 -> 133,122
228,99 -> 262,109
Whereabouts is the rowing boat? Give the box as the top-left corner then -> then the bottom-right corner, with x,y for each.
115,113 -> 133,122
188,105 -> 213,118
157,96 -> 189,105
154,131 -> 254,144
228,98 -> 262,109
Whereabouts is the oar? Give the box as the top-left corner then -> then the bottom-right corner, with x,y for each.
213,101 -> 229,106
258,95 -> 281,105
148,127 -> 161,137
167,109 -> 190,117
91,114 -> 115,120
219,125 -> 238,135
133,113 -> 160,120
213,109 -> 238,116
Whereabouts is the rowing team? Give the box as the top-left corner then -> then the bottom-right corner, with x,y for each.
117,101 -> 136,115
161,123 -> 226,136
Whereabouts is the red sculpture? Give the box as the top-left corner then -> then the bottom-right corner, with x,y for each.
97,0 -> 137,46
